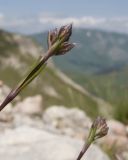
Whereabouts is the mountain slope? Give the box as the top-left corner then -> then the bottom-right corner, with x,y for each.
32,28 -> 128,75
32,28 -> 128,122
0,29 -> 111,118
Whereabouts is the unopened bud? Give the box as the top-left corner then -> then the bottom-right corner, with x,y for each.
55,42 -> 75,56
48,28 -> 58,49
47,24 -> 74,57
58,24 -> 72,42
92,117 -> 109,140
76,117 -> 108,160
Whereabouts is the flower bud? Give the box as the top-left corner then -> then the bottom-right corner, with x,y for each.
48,28 -> 58,49
92,117 -> 109,140
55,42 -> 75,56
76,117 -> 109,160
47,24 -> 74,56
58,24 -> 72,42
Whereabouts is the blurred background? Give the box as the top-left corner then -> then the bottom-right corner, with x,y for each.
0,0 -> 128,160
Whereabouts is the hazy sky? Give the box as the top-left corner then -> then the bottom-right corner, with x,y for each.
0,0 -> 128,34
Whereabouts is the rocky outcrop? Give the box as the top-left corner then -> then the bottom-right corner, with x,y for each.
0,93 -> 127,160
0,83 -> 14,124
100,120 -> 128,148
0,82 -> 11,103
107,120 -> 127,136
98,119 -> 128,160
43,106 -> 92,139
43,107 -> 128,160
0,125 -> 110,160
14,95 -> 43,116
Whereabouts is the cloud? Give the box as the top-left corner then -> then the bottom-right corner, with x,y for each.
39,15 -> 106,27
1,13 -> 128,34
38,15 -> 128,34
0,13 -> 4,19
0,15 -> 39,33
0,13 -> 4,24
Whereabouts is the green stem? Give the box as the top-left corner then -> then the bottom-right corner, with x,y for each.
76,142 -> 91,160
0,52 -> 49,111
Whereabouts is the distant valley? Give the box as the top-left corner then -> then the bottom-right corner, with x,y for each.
0,29 -> 110,119
32,28 -> 128,123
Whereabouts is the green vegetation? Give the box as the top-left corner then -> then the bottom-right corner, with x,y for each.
83,67 -> 128,123
32,28 -> 128,75
0,29 -> 101,118
65,61 -> 128,123
32,28 -> 128,123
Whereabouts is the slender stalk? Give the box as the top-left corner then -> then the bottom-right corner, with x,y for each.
0,24 -> 74,112
0,53 -> 49,111
76,117 -> 109,160
76,142 -> 91,160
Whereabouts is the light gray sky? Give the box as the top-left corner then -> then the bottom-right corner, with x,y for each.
0,0 -> 128,34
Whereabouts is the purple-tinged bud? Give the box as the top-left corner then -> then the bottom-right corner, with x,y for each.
92,117 -> 109,140
115,155 -> 122,160
48,28 -> 58,49
47,24 -> 74,57
76,117 -> 108,160
55,42 -> 75,56
58,24 -> 72,42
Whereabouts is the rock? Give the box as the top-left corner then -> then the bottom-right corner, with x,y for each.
0,102 -> 14,131
99,120 -> 128,150
0,84 -> 15,130
0,126 -> 110,160
100,134 -> 128,149
13,114 -> 44,129
0,84 -> 11,103
0,84 -> 14,122
0,105 -> 14,123
0,80 -> 3,87
43,106 -> 92,139
43,86 -> 60,98
122,151 -> 128,160
107,120 -> 127,136
126,125 -> 128,136
0,83 -> 20,108
14,95 -> 43,116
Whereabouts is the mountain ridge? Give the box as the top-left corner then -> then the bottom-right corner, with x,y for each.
0,29 -> 113,118
32,28 -> 128,122
32,28 -> 128,75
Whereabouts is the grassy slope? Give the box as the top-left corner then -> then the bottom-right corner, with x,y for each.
32,28 -> 128,75
84,67 -> 128,123
0,30 -> 103,118
32,28 -> 128,123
